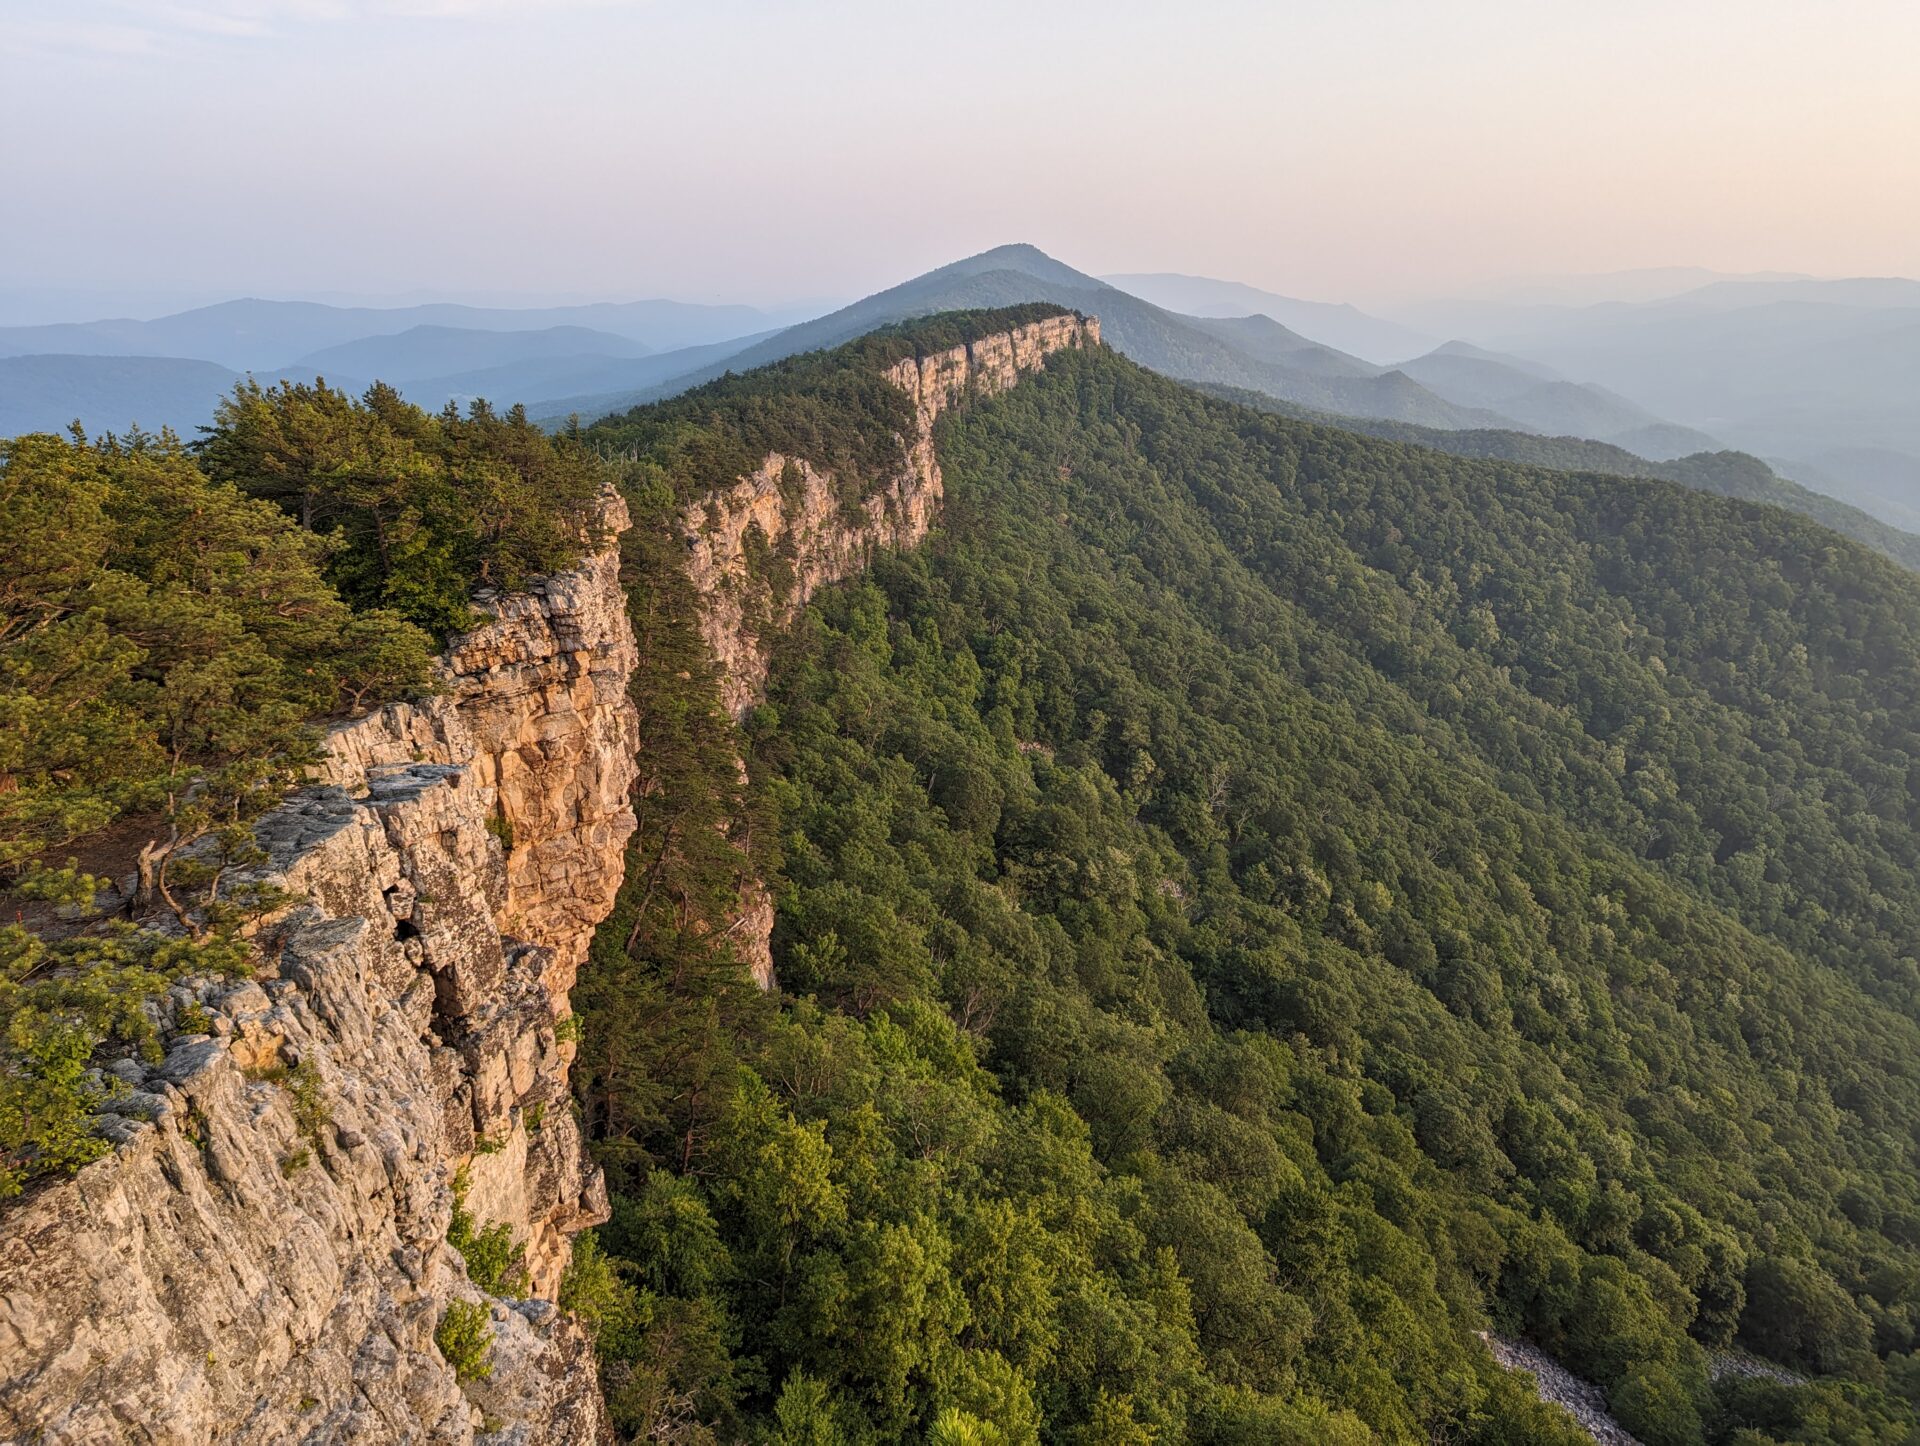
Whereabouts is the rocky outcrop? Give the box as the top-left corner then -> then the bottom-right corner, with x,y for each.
680,314 -> 1099,991
0,493 -> 639,1445
684,312 -> 1099,720
442,539 -> 640,1006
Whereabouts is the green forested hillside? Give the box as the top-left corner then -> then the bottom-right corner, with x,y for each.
570,317 -> 1920,1443
1200,382 -> 1920,573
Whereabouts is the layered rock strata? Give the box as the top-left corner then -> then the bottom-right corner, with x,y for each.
0,493 -> 639,1445
0,321 -> 1097,1441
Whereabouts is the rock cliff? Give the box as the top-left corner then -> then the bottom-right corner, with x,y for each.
0,493 -> 639,1445
0,317 -> 1096,1443
679,314 -> 1098,990
683,312 -> 1099,720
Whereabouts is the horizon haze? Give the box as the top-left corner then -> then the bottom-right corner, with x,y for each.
3,0 -> 1917,314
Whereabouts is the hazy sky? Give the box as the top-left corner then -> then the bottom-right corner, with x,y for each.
3,0 -> 1917,318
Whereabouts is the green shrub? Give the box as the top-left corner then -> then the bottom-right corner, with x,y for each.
485,809 -> 515,853
558,1230 -> 642,1354
285,1058 -> 329,1147
448,1166 -> 528,1297
246,1056 -> 331,1151
0,1002 -> 114,1196
0,922 -> 245,1196
436,1300 -> 493,1384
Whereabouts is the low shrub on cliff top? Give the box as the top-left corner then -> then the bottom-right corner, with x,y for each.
200,380 -> 611,639
448,1166 -> 530,1298
436,1300 -> 494,1385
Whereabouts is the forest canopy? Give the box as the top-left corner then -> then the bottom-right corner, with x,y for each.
201,378 -> 609,637
571,314 -> 1920,1445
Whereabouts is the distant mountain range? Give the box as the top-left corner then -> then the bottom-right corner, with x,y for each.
0,248 -> 1760,463
545,245 -> 1547,433
1454,265 -> 1813,308
1372,276 -> 1920,522
552,246 -> 1738,456
293,323 -> 654,380
0,355 -> 246,441
1390,341 -> 1721,457
1100,272 -> 1434,362
0,296 -> 806,370
0,298 -> 796,436
0,297 -> 803,436
7,247 -> 1918,542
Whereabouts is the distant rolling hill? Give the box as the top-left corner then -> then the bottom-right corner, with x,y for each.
292,324 -> 652,382
1377,275 -> 1920,528
1393,341 -> 1723,456
1788,446 -> 1920,535
0,296 -> 802,372
0,354 -> 248,437
0,328 -> 780,440
1184,313 -> 1388,379
404,333 -> 781,417
1200,381 -> 1920,571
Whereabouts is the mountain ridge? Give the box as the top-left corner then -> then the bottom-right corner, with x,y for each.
552,245 -> 1528,433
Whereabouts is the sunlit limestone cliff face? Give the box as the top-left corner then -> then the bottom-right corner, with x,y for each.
683,312 -> 1100,720
0,493 -> 638,1445
677,315 -> 1099,989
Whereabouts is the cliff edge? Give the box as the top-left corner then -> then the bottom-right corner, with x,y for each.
0,316 -> 1096,1442
0,492 -> 639,1445
684,312 -> 1099,719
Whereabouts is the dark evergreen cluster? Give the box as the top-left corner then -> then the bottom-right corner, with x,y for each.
201,379 -> 611,637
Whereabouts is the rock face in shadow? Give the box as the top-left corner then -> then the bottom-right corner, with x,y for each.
0,492 -> 639,1446
679,314 -> 1100,990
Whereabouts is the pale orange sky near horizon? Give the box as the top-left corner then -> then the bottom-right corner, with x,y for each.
1,0 -> 1915,314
